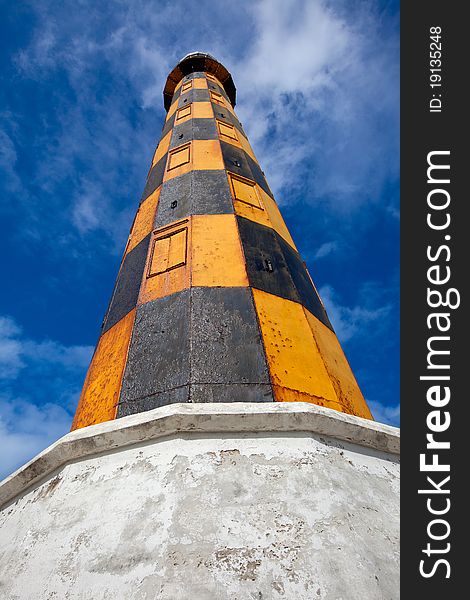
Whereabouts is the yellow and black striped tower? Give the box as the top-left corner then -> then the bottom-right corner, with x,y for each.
72,52 -> 372,430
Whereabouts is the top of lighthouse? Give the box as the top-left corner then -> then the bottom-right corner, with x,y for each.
163,51 -> 236,111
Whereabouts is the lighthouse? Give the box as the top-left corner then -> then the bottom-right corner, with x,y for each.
72,52 -> 372,430
0,53 -> 399,600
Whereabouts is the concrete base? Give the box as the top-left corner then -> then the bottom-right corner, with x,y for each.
0,403 -> 399,600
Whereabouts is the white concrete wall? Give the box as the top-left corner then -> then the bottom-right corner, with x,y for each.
0,403 -> 399,600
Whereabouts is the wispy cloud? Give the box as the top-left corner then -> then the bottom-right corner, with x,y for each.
319,283 -> 393,343
7,0 -> 398,251
0,315 -> 92,381
0,317 -> 24,379
0,315 -> 93,478
0,395 -> 73,479
368,400 -> 400,427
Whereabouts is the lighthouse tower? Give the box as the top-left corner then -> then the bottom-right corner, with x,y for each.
72,52 -> 372,429
0,54 -> 399,600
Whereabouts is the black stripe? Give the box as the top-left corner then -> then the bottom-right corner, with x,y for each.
117,386 -> 190,417
279,235 -> 333,329
170,118 -> 218,148
236,216 -> 333,330
190,287 -> 270,386
246,153 -> 273,199
220,140 -> 252,180
212,104 -> 246,136
141,154 -> 166,202
102,233 -> 151,333
154,170 -> 234,229
178,89 -> 210,107
161,111 -> 176,138
118,290 -> 191,405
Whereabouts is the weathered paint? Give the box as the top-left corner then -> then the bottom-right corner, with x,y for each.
152,130 -> 172,167
190,287 -> 269,386
191,214 -> 248,288
119,292 -> 191,409
71,54 -> 374,429
71,309 -> 135,429
304,308 -> 373,419
103,233 -> 151,333
164,140 -> 224,182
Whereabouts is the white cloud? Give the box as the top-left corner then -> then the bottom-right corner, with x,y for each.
0,315 -> 93,381
319,284 -> 392,343
368,400 -> 400,427
0,317 -> 25,379
230,0 -> 399,209
10,0 -> 398,252
0,395 -> 72,479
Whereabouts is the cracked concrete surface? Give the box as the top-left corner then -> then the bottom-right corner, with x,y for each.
0,403 -> 399,600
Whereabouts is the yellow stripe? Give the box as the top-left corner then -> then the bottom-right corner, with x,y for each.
252,289 -> 341,406
193,78 -> 208,90
138,214 -> 249,304
303,308 -> 373,419
163,140 -> 224,182
272,385 -> 344,412
126,187 -> 160,255
139,220 -> 191,304
227,172 -> 297,250
152,129 -> 171,167
192,214 -> 248,287
166,97 -> 179,120
71,310 -> 136,430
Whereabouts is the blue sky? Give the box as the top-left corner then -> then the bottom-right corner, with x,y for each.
0,0 -> 399,478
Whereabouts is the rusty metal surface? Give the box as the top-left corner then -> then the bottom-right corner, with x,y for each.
190,383 -> 273,403
119,290 -> 191,406
220,140 -> 252,180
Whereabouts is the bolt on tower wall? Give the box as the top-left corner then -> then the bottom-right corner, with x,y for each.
72,53 -> 372,430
